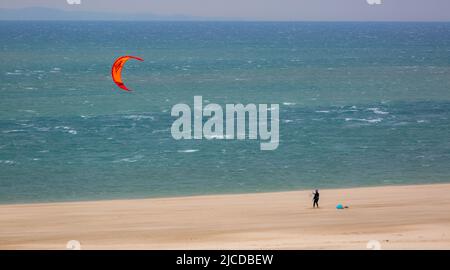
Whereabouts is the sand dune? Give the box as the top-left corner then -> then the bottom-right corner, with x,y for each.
1,184 -> 450,250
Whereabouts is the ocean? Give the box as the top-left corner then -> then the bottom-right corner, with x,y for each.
1,21 -> 450,203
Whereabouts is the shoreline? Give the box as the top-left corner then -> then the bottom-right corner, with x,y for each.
1,181 -> 447,206
1,183 -> 450,249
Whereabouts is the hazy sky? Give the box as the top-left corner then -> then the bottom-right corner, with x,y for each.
1,0 -> 450,21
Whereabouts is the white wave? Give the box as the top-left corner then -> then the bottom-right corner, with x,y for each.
123,115 -> 155,121
0,160 -> 15,165
345,118 -> 383,123
282,102 -> 296,106
417,120 -> 429,123
36,127 -> 50,132
367,107 -> 389,115
114,158 -> 138,163
177,149 -> 199,153
283,119 -> 293,123
113,155 -> 144,163
315,110 -> 330,113
19,109 -> 37,114
55,126 -> 71,130
361,118 -> 383,123
54,126 -> 77,134
2,129 -> 26,133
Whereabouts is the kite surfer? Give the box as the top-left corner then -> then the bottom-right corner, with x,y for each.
312,189 -> 320,208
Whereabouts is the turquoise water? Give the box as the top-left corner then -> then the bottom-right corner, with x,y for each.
1,22 -> 450,203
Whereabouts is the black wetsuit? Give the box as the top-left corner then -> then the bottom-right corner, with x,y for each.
313,192 -> 319,208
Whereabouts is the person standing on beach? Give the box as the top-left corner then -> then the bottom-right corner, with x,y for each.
313,190 -> 320,208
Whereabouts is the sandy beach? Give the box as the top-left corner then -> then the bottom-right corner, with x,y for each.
1,184 -> 450,250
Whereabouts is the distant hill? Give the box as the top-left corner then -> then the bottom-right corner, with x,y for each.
0,7 -> 213,21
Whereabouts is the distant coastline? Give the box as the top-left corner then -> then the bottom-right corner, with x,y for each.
1,7 -> 450,22
0,7 -> 224,21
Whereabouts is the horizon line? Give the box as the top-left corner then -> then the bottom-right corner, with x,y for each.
1,19 -> 450,23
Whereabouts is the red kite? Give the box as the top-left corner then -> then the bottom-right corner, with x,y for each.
111,56 -> 144,91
